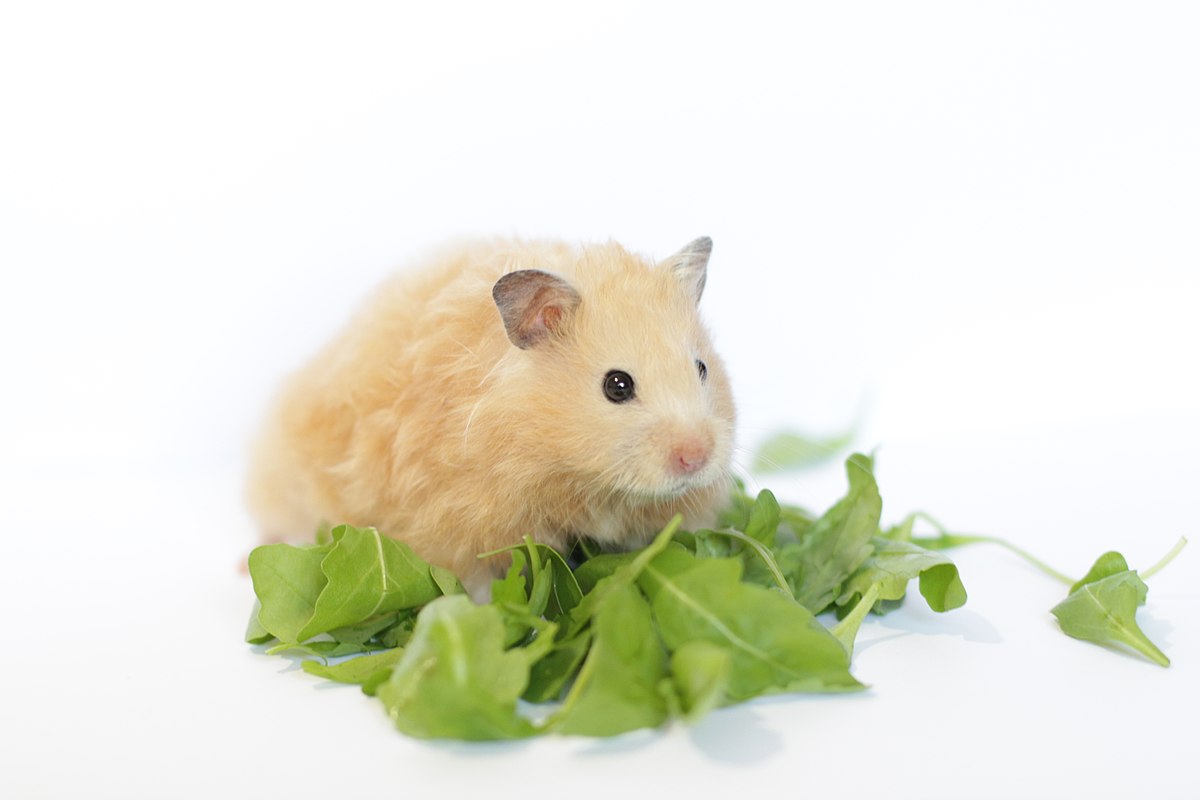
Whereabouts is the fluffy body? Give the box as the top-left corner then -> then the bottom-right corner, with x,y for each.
246,238 -> 736,595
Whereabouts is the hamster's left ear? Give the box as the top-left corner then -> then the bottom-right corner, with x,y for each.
492,269 -> 582,350
667,236 -> 712,304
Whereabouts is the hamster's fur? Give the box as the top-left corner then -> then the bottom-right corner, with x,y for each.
246,237 -> 736,597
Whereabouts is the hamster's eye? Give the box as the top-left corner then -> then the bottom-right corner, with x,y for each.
603,370 -> 636,404
696,359 -> 708,382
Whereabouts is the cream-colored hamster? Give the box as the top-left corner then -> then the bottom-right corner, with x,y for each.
246,237 -> 736,596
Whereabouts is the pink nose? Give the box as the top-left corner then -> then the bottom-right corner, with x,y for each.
670,438 -> 711,475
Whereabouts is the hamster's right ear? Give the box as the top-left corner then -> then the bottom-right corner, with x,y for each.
667,236 -> 713,304
492,270 -> 582,349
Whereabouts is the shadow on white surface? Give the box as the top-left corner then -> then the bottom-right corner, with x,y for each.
874,605 -> 1005,645
686,707 -> 785,765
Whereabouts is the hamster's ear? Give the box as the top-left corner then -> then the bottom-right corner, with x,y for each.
492,270 -> 582,349
667,236 -> 712,304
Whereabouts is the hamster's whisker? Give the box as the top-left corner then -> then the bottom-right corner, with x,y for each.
473,352 -> 507,389
446,335 -> 478,360
462,398 -> 485,441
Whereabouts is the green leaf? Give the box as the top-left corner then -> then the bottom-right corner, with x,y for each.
919,563 -> 969,612
1069,551 -> 1129,595
248,542 -> 331,643
326,611 -> 408,645
694,527 -> 795,598
534,543 -> 585,621
483,539 -> 585,622
523,631 -> 592,703
751,429 -> 855,473
837,537 -> 967,614
490,548 -> 529,607
830,583 -> 882,657
691,530 -> 735,559
743,490 -> 781,546
571,551 -> 634,595
550,583 -> 669,737
378,614 -> 417,649
244,601 -> 274,645
301,647 -> 407,695
789,453 -> 881,613
297,525 -> 442,641
880,512 -> 917,542
430,565 -> 466,596
564,516 -> 682,639
376,595 -> 551,740
669,640 -> 732,722
640,549 -> 862,700
1051,569 -> 1168,667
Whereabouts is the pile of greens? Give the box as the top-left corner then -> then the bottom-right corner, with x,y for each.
245,451 -> 1182,740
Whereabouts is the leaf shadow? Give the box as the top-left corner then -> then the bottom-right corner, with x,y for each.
568,727 -> 666,756
871,606 -> 1004,644
684,705 -> 785,764
850,630 -> 911,655
419,737 -> 535,756
1133,607 -> 1175,647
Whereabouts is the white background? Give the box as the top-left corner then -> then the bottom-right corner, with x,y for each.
2,2 -> 1197,798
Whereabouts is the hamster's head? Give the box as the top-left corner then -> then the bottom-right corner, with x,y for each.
492,237 -> 736,532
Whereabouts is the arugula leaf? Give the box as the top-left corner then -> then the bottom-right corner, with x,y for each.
521,539 -> 584,622
789,453 -> 881,613
491,548 -> 532,606
378,614 -> 417,649
640,548 -> 862,699
1051,554 -> 1169,667
376,595 -> 553,740
837,538 -> 968,614
668,640 -> 732,722
829,583 -> 882,657
244,601 -> 274,645
828,537 -> 968,655
550,583 -> 670,736
523,631 -> 592,703
693,527 -> 795,598
563,516 -> 682,639
743,489 -> 782,546
571,551 -> 635,594
751,429 -> 855,473
483,538 -> 584,623
326,611 -> 409,645
1068,551 -> 1129,594
301,647 -> 406,695
248,542 -> 331,643
248,526 -> 443,646
430,565 -> 466,596
297,525 -> 442,641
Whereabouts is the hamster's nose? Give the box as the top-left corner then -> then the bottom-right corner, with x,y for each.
669,437 -> 712,476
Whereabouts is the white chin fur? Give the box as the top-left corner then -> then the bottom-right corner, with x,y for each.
631,470 -> 720,503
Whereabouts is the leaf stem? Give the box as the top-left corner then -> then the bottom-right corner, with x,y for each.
909,512 -> 1076,586
829,583 -> 881,659
705,528 -> 795,599
523,535 -> 543,588
1139,536 -> 1188,580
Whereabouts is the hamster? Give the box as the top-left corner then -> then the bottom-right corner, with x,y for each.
245,237 -> 737,598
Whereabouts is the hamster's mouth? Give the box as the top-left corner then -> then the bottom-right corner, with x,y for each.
632,471 -> 722,503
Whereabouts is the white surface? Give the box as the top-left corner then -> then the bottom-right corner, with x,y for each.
2,2 -> 1197,798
